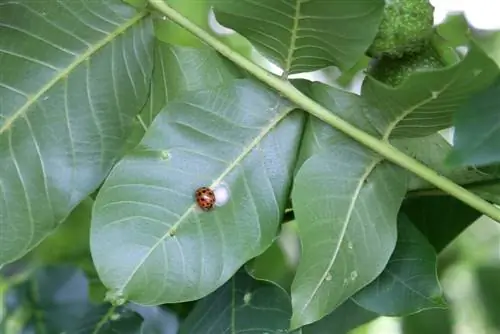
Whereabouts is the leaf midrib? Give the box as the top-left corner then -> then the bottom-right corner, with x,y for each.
299,157 -> 380,313
0,10 -> 148,134
381,67 -> 460,140
284,0 -> 303,76
117,99 -> 293,293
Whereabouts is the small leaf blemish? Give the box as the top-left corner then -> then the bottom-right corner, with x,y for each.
243,292 -> 252,304
160,150 -> 170,161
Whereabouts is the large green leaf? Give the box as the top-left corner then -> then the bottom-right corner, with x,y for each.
301,299 -> 377,334
179,269 -> 295,334
448,77 -> 500,167
211,0 -> 385,74
290,84 -> 407,329
0,0 -> 154,264
352,214 -> 446,316
401,195 -> 481,252
91,79 -> 305,304
362,43 -> 499,139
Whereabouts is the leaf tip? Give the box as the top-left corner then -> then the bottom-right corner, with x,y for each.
289,309 -> 317,332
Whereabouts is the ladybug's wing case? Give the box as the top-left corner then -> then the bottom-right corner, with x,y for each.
195,187 -> 216,211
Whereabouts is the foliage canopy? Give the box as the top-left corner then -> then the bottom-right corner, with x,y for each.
1,0 -> 500,332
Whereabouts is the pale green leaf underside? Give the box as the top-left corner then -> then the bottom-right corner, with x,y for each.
289,84 -> 407,328
362,44 -> 500,139
290,144 -> 407,329
212,0 -> 384,74
352,214 -> 446,316
0,0 -> 153,264
91,79 -> 305,304
179,270 -> 294,334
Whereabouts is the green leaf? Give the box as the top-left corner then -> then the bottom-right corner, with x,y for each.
402,195 -> 481,252
448,77 -> 500,166
179,269 -> 294,334
123,0 -> 147,9
246,240 -> 295,292
31,198 -> 93,264
401,308 -> 453,334
352,214 -> 446,316
362,43 -> 499,138
127,40 -> 242,148
435,13 -> 470,48
91,79 -> 305,304
294,82 -> 381,170
290,84 -> 407,329
472,30 -> 500,67
0,0 -> 154,265
211,0 -> 385,74
301,299 -> 377,334
154,0 -> 212,47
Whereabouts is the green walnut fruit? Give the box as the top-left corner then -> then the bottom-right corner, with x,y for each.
367,47 -> 446,87
369,0 -> 435,57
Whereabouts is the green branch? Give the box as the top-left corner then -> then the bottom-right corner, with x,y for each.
147,0 -> 500,222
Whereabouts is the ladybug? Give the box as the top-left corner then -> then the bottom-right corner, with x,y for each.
195,187 -> 216,211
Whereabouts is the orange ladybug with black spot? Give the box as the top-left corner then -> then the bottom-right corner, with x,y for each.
195,187 -> 216,211
194,184 -> 230,211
